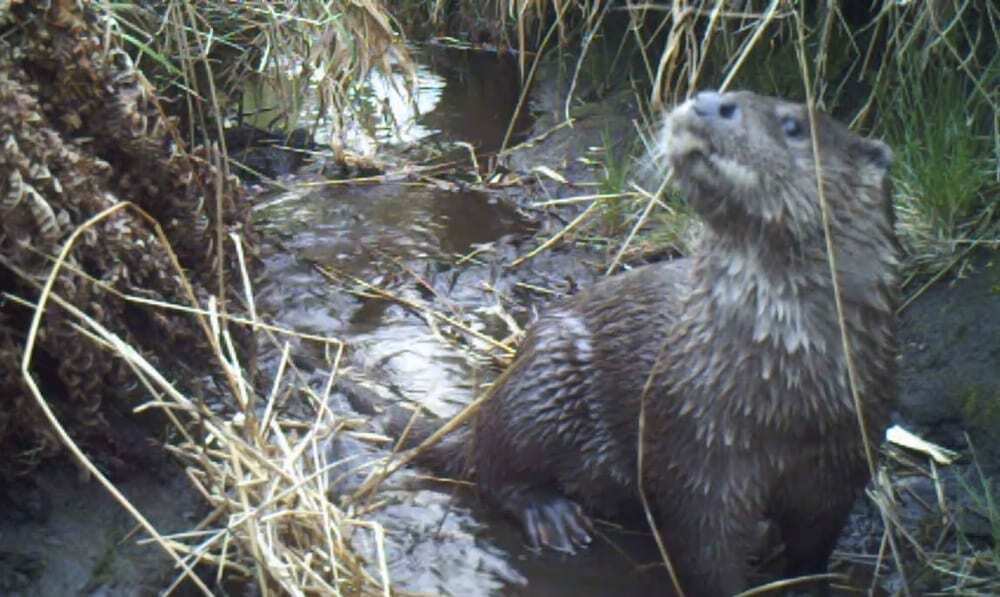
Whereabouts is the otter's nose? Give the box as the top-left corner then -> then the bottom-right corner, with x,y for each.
692,91 -> 739,121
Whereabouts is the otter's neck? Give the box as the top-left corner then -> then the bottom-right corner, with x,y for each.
699,235 -> 832,352
665,231 -> 888,436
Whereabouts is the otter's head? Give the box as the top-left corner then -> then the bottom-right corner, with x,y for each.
658,90 -> 893,250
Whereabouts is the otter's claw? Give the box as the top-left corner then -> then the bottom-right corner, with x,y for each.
519,494 -> 593,554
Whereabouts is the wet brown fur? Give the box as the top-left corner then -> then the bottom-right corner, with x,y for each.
394,91 -> 898,596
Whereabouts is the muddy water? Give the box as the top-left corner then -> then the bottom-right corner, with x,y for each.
252,47 -> 674,596
255,181 -> 529,418
251,43 -> 536,161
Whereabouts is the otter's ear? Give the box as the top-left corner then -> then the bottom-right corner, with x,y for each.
860,139 -> 893,171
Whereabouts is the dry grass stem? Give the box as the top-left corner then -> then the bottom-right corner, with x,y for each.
511,198 -> 601,267
10,199 -> 396,594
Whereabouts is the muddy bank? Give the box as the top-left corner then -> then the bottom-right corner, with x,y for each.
897,252 -> 1000,469
0,461 -> 201,596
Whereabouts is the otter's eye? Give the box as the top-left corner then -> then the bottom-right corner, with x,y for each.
781,116 -> 805,139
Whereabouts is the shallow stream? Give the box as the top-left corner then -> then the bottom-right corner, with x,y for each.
250,45 -> 673,595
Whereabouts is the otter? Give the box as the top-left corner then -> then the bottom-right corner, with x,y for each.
391,90 -> 898,596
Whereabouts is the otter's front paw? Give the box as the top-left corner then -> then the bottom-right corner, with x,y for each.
517,493 -> 593,554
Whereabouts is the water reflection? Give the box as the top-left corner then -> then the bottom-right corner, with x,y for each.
255,182 -> 526,279
288,44 -> 533,158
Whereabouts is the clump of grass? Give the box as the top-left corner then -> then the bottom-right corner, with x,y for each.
960,385 -> 1000,433
646,196 -> 701,256
15,205 -> 396,594
885,51 -> 998,271
879,442 -> 1000,596
595,128 -> 635,235
105,1 -> 412,145
935,451 -> 1000,594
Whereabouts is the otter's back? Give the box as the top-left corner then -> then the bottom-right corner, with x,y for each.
473,259 -> 691,513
